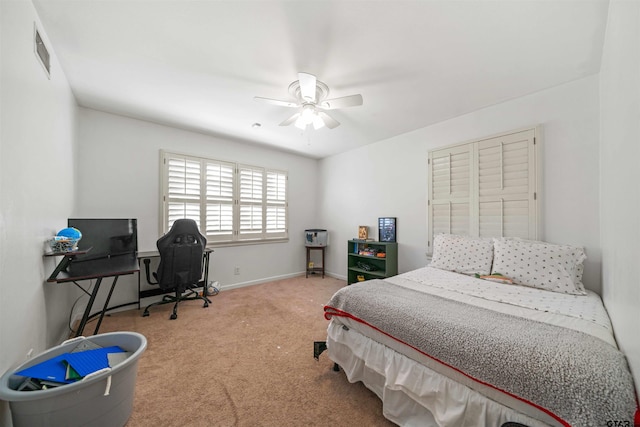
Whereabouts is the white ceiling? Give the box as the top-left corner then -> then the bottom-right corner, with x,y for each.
33,0 -> 609,159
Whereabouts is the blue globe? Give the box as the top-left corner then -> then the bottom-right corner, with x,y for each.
57,227 -> 82,240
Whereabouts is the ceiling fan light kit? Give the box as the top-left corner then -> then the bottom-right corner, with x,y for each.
255,72 -> 363,130
294,105 -> 324,130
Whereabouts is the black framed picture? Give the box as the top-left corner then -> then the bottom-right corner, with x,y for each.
378,217 -> 396,242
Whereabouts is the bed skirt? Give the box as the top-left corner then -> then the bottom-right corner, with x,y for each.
327,320 -> 559,427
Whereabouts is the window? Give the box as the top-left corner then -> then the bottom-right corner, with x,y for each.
161,151 -> 288,244
427,127 -> 539,251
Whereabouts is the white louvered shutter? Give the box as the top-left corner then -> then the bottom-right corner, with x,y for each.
165,155 -> 202,230
427,127 -> 539,253
266,170 -> 287,238
478,129 -> 536,239
238,165 -> 264,240
161,151 -> 289,244
428,144 -> 474,247
205,160 -> 235,242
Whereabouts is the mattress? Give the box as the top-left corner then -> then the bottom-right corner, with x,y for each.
324,267 -> 638,427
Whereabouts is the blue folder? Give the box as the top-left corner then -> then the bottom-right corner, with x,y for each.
15,354 -> 74,384
14,346 -> 125,383
62,346 -> 125,377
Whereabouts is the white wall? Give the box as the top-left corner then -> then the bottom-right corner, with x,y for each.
0,0 -> 78,423
600,0 -> 640,392
75,108 -> 319,311
318,75 -> 602,293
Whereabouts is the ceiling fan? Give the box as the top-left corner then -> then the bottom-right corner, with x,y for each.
254,72 -> 363,130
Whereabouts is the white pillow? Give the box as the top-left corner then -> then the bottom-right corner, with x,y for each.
430,234 -> 494,275
491,238 -> 587,295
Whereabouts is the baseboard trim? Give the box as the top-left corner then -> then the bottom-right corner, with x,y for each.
325,271 -> 346,281
220,271 -> 347,291
220,271 -> 306,291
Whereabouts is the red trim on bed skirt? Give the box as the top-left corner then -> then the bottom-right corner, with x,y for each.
324,305 -> 572,427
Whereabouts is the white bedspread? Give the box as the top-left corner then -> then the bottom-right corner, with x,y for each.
386,266 -> 616,347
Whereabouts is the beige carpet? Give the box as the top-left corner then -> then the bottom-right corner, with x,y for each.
95,275 -> 396,426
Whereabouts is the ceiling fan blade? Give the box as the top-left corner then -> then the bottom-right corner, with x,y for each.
254,96 -> 299,108
319,94 -> 363,110
279,113 -> 300,126
318,111 -> 340,129
298,72 -> 317,103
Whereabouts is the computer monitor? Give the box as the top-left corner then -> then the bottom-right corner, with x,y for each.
67,218 -> 138,262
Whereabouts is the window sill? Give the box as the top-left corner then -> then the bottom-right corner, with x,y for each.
206,238 -> 289,249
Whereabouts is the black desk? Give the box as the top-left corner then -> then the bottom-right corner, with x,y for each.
47,254 -> 139,337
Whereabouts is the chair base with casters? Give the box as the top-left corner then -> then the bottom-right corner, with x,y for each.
141,283 -> 209,319
141,219 -> 211,320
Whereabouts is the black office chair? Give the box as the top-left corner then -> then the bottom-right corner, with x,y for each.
142,219 -> 210,319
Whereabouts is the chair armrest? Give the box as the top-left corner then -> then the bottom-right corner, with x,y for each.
143,258 -> 158,285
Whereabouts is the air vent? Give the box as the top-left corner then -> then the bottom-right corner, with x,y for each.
33,24 -> 50,78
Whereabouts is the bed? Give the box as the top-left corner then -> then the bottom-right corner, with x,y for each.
324,235 -> 639,427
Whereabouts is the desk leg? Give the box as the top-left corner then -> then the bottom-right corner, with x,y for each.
75,277 -> 103,337
203,252 -> 212,303
137,260 -> 141,310
93,276 -> 119,335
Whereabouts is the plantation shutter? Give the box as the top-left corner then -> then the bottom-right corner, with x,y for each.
205,160 -> 235,242
165,155 -> 202,230
161,150 -> 288,243
427,127 -> 539,252
238,165 -> 264,239
265,170 -> 287,238
428,144 -> 474,246
478,129 -> 536,239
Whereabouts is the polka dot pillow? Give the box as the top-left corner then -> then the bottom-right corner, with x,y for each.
430,234 -> 494,275
491,238 -> 587,295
